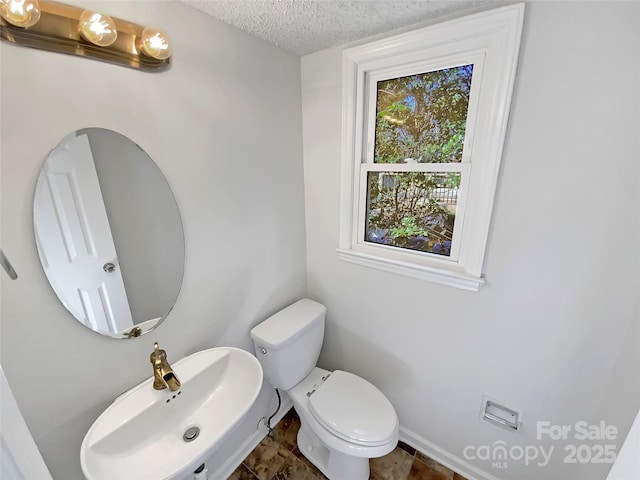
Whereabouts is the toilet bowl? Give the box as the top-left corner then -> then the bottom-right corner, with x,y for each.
290,367 -> 398,479
250,299 -> 398,480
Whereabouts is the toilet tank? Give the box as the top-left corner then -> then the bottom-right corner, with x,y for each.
250,298 -> 326,390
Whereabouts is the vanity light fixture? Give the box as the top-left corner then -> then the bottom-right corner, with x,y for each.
0,0 -> 171,71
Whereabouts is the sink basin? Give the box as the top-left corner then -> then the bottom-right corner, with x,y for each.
81,347 -> 263,480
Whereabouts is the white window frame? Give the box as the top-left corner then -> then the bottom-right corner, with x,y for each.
338,4 -> 525,291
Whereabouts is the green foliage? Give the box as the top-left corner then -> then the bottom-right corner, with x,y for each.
366,65 -> 471,255
443,172 -> 461,189
374,65 -> 473,164
390,216 -> 428,240
367,172 -> 456,254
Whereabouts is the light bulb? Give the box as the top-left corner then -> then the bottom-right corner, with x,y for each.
0,0 -> 40,28
140,27 -> 171,60
78,10 -> 117,47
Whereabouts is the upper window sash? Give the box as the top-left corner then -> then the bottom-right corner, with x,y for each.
363,52 -> 486,167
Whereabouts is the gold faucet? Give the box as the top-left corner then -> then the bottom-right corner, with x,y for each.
150,342 -> 181,391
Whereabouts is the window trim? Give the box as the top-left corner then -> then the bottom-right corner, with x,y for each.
338,4 -> 525,291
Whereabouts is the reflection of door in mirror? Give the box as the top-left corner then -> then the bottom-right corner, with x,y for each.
34,128 -> 185,339
34,133 -> 134,334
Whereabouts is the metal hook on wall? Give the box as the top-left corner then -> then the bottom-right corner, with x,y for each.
0,249 -> 18,280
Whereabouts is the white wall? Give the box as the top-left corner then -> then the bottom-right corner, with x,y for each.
0,1 -> 305,478
301,2 -> 639,480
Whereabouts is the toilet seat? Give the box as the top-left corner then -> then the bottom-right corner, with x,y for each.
308,370 -> 397,447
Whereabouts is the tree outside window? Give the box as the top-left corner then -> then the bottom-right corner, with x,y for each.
366,65 -> 473,256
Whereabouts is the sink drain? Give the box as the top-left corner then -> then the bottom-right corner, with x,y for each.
183,426 -> 200,442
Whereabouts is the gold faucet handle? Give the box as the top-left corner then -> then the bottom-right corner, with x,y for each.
150,342 -> 166,365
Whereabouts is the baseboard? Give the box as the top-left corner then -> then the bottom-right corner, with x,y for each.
208,396 -> 295,480
399,426 -> 502,480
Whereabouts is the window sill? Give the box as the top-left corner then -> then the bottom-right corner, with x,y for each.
336,248 -> 484,292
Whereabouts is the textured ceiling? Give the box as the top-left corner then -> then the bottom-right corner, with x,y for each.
176,0 -> 497,56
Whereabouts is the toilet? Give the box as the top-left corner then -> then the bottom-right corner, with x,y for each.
250,298 -> 399,480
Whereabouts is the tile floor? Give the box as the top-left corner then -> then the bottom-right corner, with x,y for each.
229,408 -> 468,480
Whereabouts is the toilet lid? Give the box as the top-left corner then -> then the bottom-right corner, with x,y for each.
308,370 -> 397,446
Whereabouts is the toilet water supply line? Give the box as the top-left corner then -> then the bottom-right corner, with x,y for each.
266,388 -> 281,436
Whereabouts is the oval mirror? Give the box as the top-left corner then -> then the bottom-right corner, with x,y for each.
33,128 -> 184,339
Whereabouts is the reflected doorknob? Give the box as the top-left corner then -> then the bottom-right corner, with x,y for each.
103,262 -> 116,273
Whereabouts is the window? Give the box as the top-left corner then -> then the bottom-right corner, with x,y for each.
338,4 -> 525,291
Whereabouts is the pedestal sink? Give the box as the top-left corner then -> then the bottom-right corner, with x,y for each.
81,347 -> 263,480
